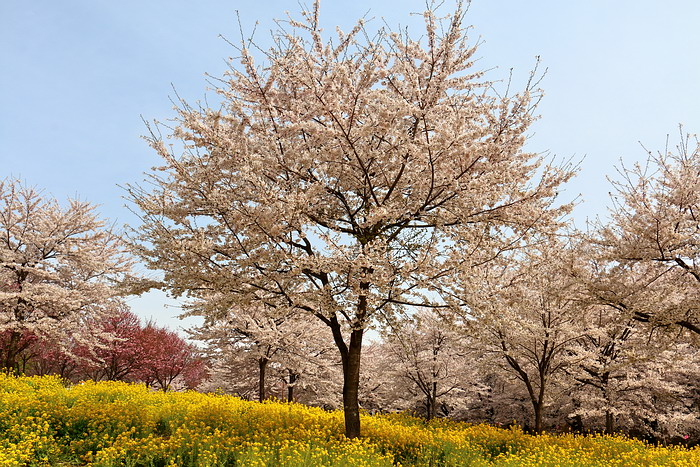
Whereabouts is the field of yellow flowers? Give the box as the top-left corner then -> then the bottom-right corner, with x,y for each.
0,374 -> 697,466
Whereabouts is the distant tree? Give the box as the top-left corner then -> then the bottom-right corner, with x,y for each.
191,300 -> 338,403
0,312 -> 142,382
137,323 -> 206,391
0,330 -> 38,375
188,302 -> 285,402
568,316 -> 698,439
26,333 -> 82,380
455,240 -> 587,433
379,311 -> 474,420
128,1 -> 574,437
200,341 -> 271,401
274,318 -> 339,405
79,308 -> 144,382
0,178 -> 133,372
565,228 -> 700,435
596,131 -> 700,335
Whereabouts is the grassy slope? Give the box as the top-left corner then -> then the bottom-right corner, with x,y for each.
0,374 -> 697,466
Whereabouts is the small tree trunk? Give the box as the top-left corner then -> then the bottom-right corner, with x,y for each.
571,414 -> 584,433
605,411 -> 614,434
426,383 -> 437,420
258,357 -> 268,402
602,381 -> 615,434
287,370 -> 297,403
159,377 -> 170,392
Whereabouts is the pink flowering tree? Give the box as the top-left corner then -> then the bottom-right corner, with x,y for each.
0,178 -> 133,373
378,311 -> 476,420
453,239 -> 589,433
78,308 -> 144,382
136,323 -> 206,391
190,300 -> 338,403
0,329 -> 38,375
187,302 -> 286,402
595,132 -> 700,335
128,1 -> 574,437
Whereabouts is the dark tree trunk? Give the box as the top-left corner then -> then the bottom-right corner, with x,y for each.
258,357 -> 268,402
325,273 -> 369,439
571,414 -> 584,433
341,328 -> 363,438
533,400 -> 543,434
328,316 -> 364,439
601,376 -> 614,434
426,383 -> 437,420
605,411 -> 614,434
287,370 -> 297,403
502,347 -> 546,434
2,331 -> 22,373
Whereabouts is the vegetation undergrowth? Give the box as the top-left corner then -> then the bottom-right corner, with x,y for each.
0,374 -> 697,466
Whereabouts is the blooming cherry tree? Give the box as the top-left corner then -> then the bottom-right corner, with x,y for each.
455,240 -> 588,433
191,299 -> 338,403
189,303 -> 286,401
378,311 -> 476,419
137,323 -> 206,391
569,318 -> 698,438
597,132 -> 700,334
128,1 -> 573,437
0,178 -> 133,372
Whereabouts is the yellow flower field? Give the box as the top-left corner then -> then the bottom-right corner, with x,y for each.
0,374 -> 697,466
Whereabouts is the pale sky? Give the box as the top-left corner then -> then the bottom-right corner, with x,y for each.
2,1 -> 699,331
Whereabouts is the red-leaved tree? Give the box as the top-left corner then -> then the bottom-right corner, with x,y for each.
137,323 -> 206,391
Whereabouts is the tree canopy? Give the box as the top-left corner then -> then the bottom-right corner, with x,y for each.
128,0 -> 575,437
0,178 -> 133,372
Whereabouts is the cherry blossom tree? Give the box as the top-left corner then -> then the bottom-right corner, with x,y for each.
526,230 -> 700,439
0,178 -> 133,372
265,315 -> 339,404
198,345 -> 261,400
79,308 -> 144,382
454,239 -> 588,433
128,1 -> 574,437
137,323 -> 206,391
189,305 -> 283,401
378,311 -> 475,419
596,132 -> 700,335
464,366 -> 534,428
568,319 -> 698,439
190,300 -> 339,403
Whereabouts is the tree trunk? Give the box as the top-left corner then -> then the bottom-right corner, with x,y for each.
341,328 -> 363,438
571,414 -> 584,433
258,357 -> 268,402
426,383 -> 437,420
287,370 -> 297,403
326,276 -> 368,439
2,331 -> 22,373
532,400 -> 544,434
605,410 -> 614,434
600,378 -> 616,435
501,343 -> 547,434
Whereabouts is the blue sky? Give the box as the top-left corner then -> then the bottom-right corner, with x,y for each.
2,1 -> 699,330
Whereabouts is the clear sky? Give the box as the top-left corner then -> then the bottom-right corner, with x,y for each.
2,0 -> 699,331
